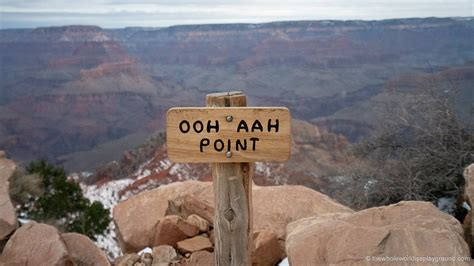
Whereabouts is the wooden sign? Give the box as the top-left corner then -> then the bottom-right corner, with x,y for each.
166,107 -> 291,163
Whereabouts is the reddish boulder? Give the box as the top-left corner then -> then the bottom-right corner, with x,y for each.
62,232 -> 110,266
286,201 -> 470,265
182,251 -> 214,266
0,221 -> 73,265
186,214 -> 210,233
464,163 -> 474,249
153,215 -> 199,248
167,195 -> 214,224
0,156 -> 18,245
113,181 -> 352,253
177,236 -> 213,254
252,230 -> 285,266
142,253 -> 153,266
114,253 -> 140,266
152,245 -> 178,265
113,181 -> 211,253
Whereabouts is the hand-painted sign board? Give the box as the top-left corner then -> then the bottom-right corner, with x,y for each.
166,107 -> 291,163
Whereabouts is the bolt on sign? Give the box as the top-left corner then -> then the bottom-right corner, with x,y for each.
166,107 -> 291,163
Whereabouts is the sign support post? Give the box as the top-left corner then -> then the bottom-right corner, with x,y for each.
206,91 -> 253,266
167,90 -> 290,265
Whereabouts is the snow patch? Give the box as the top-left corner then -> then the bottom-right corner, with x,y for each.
279,257 -> 289,266
463,201 -> 471,211
437,196 -> 456,215
138,247 -> 152,255
80,178 -> 135,259
136,169 -> 151,180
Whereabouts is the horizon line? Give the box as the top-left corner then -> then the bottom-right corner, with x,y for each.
1,16 -> 473,30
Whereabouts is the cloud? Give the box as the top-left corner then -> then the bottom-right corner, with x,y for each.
0,0 -> 472,28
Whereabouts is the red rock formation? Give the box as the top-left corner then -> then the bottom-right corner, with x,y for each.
286,201 -> 470,265
80,60 -> 137,79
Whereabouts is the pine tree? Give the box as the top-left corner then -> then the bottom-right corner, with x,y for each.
21,160 -> 110,240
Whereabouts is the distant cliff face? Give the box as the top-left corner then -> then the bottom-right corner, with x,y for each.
121,18 -> 473,71
0,25 -> 201,163
0,18 -> 473,168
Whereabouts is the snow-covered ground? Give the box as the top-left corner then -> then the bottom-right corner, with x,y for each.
80,178 -> 134,259
78,158 -> 186,259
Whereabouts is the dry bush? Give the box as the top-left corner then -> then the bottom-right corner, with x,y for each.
338,76 -> 473,213
9,167 -> 43,206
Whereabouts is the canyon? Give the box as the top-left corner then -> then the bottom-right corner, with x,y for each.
0,18 -> 472,172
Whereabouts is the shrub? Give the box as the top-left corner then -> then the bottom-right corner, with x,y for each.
9,168 -> 42,205
17,160 -> 110,240
340,77 -> 473,213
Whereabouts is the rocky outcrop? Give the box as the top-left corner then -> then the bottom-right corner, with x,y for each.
0,221 -> 114,266
79,60 -> 137,80
177,236 -> 213,254
114,253 -> 141,266
113,180 -> 352,253
113,181 -> 211,252
251,184 -> 353,240
153,215 -> 199,248
166,194 -> 214,224
114,218 -> 283,265
3,19 -> 474,177
0,153 -> 18,248
0,221 -> 73,265
286,201 -> 471,265
183,250 -> 214,265
62,232 -> 110,266
152,245 -> 178,265
186,214 -> 210,233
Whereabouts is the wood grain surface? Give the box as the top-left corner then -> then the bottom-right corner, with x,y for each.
166,107 -> 291,163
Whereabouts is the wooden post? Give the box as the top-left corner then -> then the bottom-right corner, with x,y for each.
167,91 -> 290,264
206,91 -> 253,266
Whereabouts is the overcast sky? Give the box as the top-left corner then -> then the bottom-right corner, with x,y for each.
0,0 -> 472,29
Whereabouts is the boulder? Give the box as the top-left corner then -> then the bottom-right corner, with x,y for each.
461,200 -> 472,251
186,214 -> 210,233
0,156 -> 18,244
250,185 -> 353,240
182,251 -> 214,265
62,232 -> 110,266
252,230 -> 285,266
167,195 -> 214,224
172,216 -> 200,237
177,236 -> 213,254
113,181 -> 352,253
152,245 -> 178,266
113,181 -> 211,252
0,221 -> 73,265
465,163 -> 474,247
141,253 -> 153,266
286,201 -> 471,265
114,253 -> 141,266
153,215 -> 199,248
